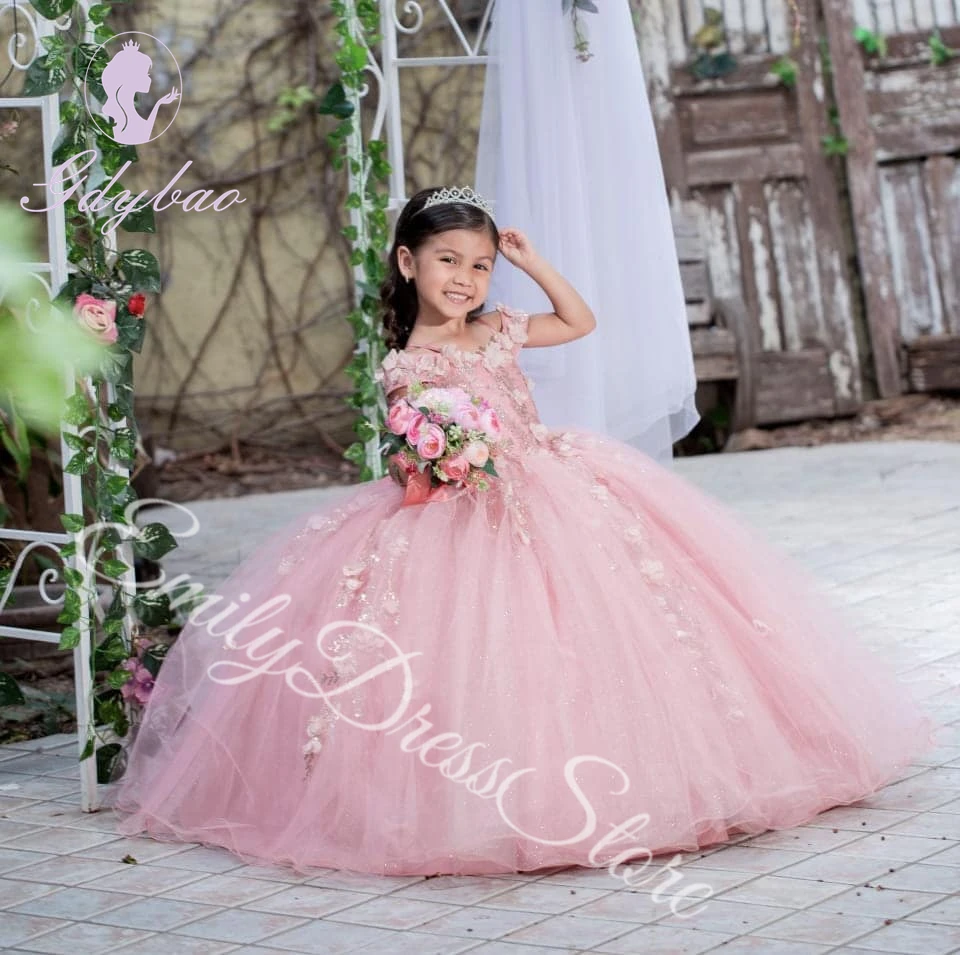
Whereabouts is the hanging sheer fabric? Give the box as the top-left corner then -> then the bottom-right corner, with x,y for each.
475,0 -> 700,465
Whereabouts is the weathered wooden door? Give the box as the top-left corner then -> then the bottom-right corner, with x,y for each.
636,0 -> 960,424
842,0 -> 960,392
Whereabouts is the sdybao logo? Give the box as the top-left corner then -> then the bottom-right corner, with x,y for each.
86,33 -> 182,145
23,31 -> 244,235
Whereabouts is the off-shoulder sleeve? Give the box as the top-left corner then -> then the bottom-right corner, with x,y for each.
375,348 -> 449,402
495,302 -> 529,350
375,350 -> 408,399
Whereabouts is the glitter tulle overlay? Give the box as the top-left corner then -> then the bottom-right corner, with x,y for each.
105,303 -> 942,876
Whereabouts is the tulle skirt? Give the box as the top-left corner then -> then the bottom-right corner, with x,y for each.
104,429 -> 942,875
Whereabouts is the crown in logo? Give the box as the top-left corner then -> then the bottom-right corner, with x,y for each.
421,185 -> 494,218
122,39 -> 141,52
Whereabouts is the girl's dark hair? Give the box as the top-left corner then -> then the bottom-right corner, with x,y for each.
380,186 -> 499,351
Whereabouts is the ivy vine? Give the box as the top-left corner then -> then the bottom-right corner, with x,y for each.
323,0 -> 392,483
3,0 -> 182,781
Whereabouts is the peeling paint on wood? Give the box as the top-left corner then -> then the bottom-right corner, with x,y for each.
766,180 -> 826,352
879,164 -> 947,338
746,200 -> 782,352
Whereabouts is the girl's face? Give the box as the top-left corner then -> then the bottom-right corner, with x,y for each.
398,228 -> 497,320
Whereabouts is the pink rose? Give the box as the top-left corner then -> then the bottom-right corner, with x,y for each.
386,399 -> 417,435
478,407 -> 502,441
74,293 -> 118,344
439,453 -> 470,482
463,440 -> 489,468
453,402 -> 483,431
416,423 -> 446,459
405,411 -> 428,445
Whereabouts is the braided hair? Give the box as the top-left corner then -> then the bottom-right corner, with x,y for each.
379,186 -> 500,351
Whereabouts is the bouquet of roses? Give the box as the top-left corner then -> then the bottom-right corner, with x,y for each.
382,381 -> 502,504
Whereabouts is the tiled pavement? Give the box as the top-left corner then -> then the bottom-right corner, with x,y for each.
0,439 -> 958,954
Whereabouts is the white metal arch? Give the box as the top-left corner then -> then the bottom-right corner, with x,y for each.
0,0 -> 130,812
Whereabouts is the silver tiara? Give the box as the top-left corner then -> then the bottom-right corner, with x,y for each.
422,185 -> 494,217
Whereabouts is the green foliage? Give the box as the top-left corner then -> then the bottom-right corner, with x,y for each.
854,26 -> 887,58
327,0 -> 394,483
0,672 -> 25,706
563,0 -> 599,60
822,105 -> 849,157
0,2 -> 178,761
770,56 -> 798,89
929,31 -> 955,67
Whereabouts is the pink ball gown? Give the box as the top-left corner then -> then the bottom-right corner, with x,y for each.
106,302 -> 941,877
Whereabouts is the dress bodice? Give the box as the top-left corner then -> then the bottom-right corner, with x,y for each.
375,302 -> 557,466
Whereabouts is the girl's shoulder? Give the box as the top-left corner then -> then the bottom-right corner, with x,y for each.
374,302 -> 529,392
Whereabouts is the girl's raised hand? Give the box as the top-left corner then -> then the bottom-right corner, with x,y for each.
498,228 -> 539,271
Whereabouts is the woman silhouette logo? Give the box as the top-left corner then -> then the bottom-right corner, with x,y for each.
85,32 -> 182,145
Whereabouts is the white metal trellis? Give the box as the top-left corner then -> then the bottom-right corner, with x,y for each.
378,0 -> 496,211
0,0 -> 135,812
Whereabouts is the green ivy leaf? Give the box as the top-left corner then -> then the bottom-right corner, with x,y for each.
53,272 -> 95,308
111,427 -> 136,464
118,202 -> 156,235
133,522 -> 178,561
115,249 -> 162,293
101,558 -> 130,579
93,23 -> 114,47
354,418 -> 377,442
99,348 -> 131,384
102,615 -> 125,637
21,54 -> 68,97
31,0 -> 74,17
64,450 -> 93,475
88,3 -> 112,24
62,432 -> 90,452
60,513 -> 86,533
72,43 -> 105,81
0,672 -> 25,706
62,567 -> 84,588
58,586 -> 82,624
318,81 -> 354,119
59,625 -> 81,649
343,441 -> 366,465
96,742 -> 124,784
52,122 -> 90,168
104,473 -> 129,496
115,311 -> 146,354
62,392 -> 93,427
134,589 -> 172,627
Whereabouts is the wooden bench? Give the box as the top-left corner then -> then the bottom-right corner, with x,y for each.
674,213 -> 757,431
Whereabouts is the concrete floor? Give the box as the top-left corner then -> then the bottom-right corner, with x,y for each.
1,440 -> 958,954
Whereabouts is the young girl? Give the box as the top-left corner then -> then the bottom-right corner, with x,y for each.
107,185 -> 941,878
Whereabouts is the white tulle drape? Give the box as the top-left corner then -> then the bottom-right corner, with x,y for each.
475,0 -> 700,465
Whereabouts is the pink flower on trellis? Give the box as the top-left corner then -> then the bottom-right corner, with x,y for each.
119,658 -> 155,704
73,293 -> 118,344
